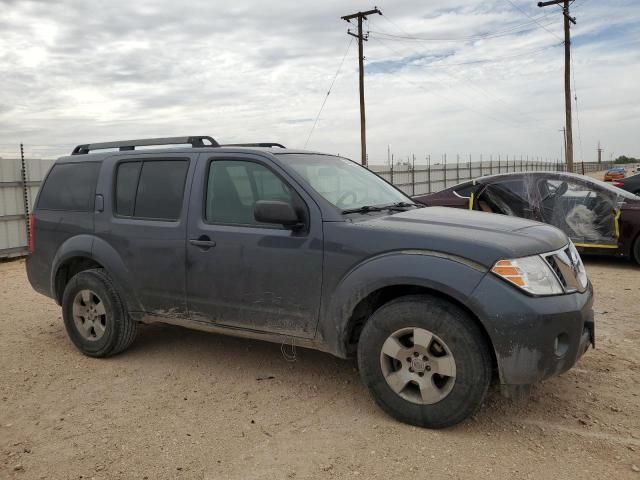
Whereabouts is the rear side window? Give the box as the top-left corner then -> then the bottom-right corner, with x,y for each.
114,160 -> 189,220
37,163 -> 100,211
115,162 -> 142,216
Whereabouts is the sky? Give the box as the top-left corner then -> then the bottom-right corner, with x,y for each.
0,0 -> 638,164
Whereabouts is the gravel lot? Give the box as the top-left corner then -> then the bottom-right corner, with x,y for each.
1,255 -> 639,480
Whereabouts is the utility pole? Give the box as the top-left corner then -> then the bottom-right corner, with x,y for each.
597,141 -> 602,164
559,127 -> 566,168
538,0 -> 576,171
341,7 -> 381,167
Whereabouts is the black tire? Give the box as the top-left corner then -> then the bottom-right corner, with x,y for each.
62,268 -> 137,357
357,294 -> 492,429
632,235 -> 640,265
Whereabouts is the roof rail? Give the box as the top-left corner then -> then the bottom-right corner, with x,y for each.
71,136 -> 219,155
222,142 -> 286,148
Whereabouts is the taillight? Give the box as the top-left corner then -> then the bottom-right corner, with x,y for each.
28,213 -> 35,254
612,181 -> 624,187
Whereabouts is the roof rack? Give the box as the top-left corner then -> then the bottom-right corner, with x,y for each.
71,136 -> 219,155
222,142 -> 286,148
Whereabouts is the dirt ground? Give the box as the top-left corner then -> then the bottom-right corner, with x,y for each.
1,255 -> 639,480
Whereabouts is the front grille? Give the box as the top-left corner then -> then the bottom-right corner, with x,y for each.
543,246 -> 585,293
545,255 -> 568,288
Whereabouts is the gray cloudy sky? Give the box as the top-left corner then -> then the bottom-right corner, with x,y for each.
0,0 -> 638,163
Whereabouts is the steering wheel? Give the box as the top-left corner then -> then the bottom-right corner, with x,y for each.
542,181 -> 568,203
336,191 -> 357,208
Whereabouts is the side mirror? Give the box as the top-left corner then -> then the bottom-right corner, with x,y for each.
254,200 -> 301,227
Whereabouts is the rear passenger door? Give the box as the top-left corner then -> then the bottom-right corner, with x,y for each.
185,153 -> 323,338
94,154 -> 195,316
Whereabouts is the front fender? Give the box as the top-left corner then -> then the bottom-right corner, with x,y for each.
318,250 -> 489,357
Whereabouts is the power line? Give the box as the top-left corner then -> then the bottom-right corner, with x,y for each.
369,16 -> 563,129
303,38 -> 354,149
369,37 -> 560,68
372,10 -> 561,127
368,37 -> 555,133
375,12 -> 555,42
503,0 -> 563,41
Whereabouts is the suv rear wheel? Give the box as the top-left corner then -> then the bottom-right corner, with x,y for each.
357,294 -> 492,428
62,269 -> 137,357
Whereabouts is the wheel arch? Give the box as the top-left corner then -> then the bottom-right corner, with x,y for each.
51,235 -> 143,313
319,252 -> 496,364
343,285 -> 498,379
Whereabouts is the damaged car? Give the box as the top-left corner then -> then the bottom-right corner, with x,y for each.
27,137 -> 595,429
415,172 -> 640,264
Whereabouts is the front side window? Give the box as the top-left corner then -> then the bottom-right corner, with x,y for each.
114,160 -> 189,220
276,154 -> 410,210
205,160 -> 295,225
37,162 -> 100,211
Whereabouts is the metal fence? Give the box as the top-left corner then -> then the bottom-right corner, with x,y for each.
371,157 -> 615,197
0,156 -> 55,258
0,151 -> 615,259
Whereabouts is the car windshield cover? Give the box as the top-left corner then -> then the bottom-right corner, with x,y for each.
277,154 -> 411,211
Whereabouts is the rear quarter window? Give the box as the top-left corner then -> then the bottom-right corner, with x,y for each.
36,162 -> 101,211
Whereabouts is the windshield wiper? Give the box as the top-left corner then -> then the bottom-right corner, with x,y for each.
384,201 -> 424,209
341,202 -> 423,214
341,205 -> 386,214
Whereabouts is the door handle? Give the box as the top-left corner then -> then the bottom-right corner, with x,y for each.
189,237 -> 216,249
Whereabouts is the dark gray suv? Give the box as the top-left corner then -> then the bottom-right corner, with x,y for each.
26,136 -> 594,428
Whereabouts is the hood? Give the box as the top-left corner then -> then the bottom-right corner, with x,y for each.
346,207 -> 569,267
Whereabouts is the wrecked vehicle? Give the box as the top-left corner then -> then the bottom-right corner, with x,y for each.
27,137 -> 594,428
415,172 -> 640,265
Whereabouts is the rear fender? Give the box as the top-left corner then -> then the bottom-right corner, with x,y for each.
51,235 -> 143,314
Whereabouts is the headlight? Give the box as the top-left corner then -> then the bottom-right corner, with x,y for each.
491,255 -> 564,295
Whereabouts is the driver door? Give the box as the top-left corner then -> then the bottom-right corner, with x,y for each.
185,153 -> 324,338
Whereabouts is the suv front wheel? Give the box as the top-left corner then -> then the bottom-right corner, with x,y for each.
62,268 -> 137,357
357,294 -> 492,428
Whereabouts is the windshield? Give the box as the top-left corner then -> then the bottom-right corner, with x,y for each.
277,154 -> 411,210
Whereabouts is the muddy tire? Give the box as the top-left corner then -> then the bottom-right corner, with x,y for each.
357,294 -> 492,429
62,268 -> 137,357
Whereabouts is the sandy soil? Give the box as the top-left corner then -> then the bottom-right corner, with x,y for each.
1,255 -> 639,480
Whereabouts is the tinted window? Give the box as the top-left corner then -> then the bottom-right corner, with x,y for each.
37,163 -> 100,211
114,160 -> 188,220
206,160 -> 294,225
115,162 -> 142,216
133,161 -> 189,220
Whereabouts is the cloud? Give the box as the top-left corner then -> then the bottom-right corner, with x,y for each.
0,0 -> 639,162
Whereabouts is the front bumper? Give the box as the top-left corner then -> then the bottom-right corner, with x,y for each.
470,274 -> 594,385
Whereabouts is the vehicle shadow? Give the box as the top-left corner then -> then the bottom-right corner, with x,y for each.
116,321 -> 601,434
